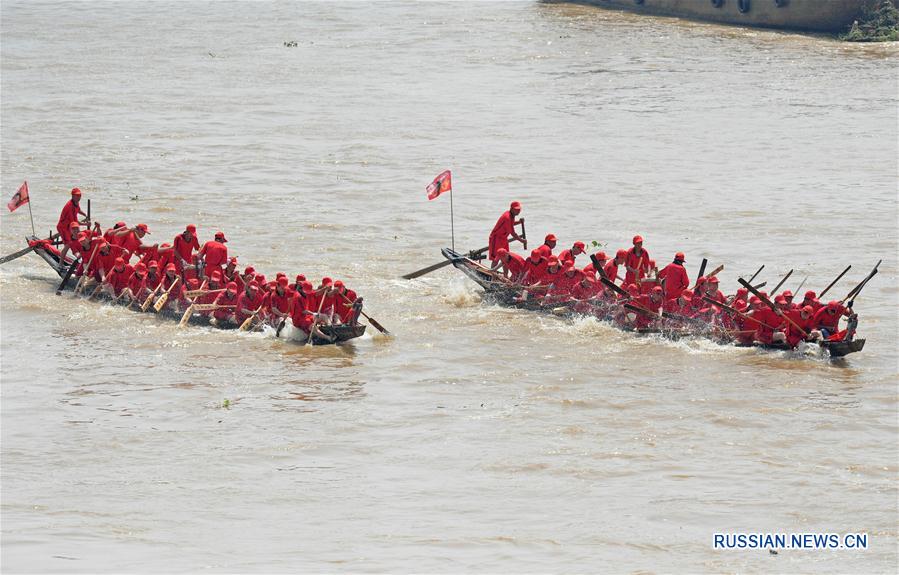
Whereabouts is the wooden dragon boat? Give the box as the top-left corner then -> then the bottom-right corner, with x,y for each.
441,247 -> 865,358
24,235 -> 367,346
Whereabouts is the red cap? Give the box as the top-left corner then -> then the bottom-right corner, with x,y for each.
616,249 -> 627,258
187,278 -> 200,289
801,305 -> 814,315
510,201 -> 521,210
708,276 -> 719,284
627,283 -> 640,296
227,282 -> 238,294
98,240 -> 109,249
595,251 -> 607,261
775,296 -> 787,306
244,266 -> 255,276
136,223 -> 149,234
573,241 -> 585,251
69,221 -> 80,229
696,276 -> 707,285
210,270 -> 222,281
321,277 -> 333,286
114,257 -> 125,267
750,296 -> 760,305
114,221 -> 126,229
736,288 -> 748,297
496,247 -> 508,257
547,256 -> 559,266
186,224 -> 196,233
277,276 -> 289,287
675,252 -> 686,261
301,281 -> 314,294
530,249 -> 542,259
165,263 -> 177,272
134,262 -> 147,273
583,263 -> 595,274
71,187 -> 82,196
827,300 -> 841,308
804,290 -> 816,299
682,289 -> 694,299
227,257 -> 237,266
295,274 -> 305,283
782,290 -> 793,298
255,274 -> 266,283
214,231 -> 228,243
77,232 -> 88,242
147,260 -> 158,269
545,234 -> 557,243
562,265 -> 574,274
249,284 -> 259,293
334,280 -> 345,289
633,235 -> 643,244
651,286 -> 663,295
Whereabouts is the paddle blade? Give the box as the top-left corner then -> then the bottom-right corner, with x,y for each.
366,315 -> 390,335
153,293 -> 169,313
179,305 -> 194,327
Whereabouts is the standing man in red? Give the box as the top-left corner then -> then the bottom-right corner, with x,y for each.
488,201 -> 526,267
658,252 -> 689,301
57,187 -> 89,263
624,235 -> 651,286
198,231 -> 229,281
173,224 -> 200,276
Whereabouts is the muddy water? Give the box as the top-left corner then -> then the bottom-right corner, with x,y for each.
1,1 -> 897,572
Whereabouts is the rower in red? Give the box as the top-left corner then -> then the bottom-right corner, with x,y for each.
812,300 -> 853,341
624,235 -> 651,286
495,248 -> 527,282
558,241 -> 586,267
102,257 -> 134,298
198,231 -> 229,280
488,201 -> 526,267
173,224 -> 200,276
236,283 -> 265,326
113,223 -> 156,263
799,290 -> 822,313
658,252 -> 689,301
267,276 -> 293,327
57,188 -> 89,262
211,282 -> 240,327
522,248 -> 547,285
333,280 -> 359,324
604,249 -> 627,285
536,234 -> 557,258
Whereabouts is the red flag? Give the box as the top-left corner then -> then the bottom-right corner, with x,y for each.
7,181 -> 29,213
426,170 -> 452,201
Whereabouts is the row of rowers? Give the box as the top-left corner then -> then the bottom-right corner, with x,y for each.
487,202 -> 854,348
55,188 -> 361,332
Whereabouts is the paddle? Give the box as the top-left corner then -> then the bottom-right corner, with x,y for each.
239,304 -> 265,331
305,291 -> 329,345
520,219 -> 527,251
55,257 -> 81,295
818,265 -> 851,299
702,295 -> 777,331
184,288 -> 225,298
841,260 -> 881,303
600,276 -> 630,299
402,246 -> 489,279
177,279 -> 206,326
770,269 -> 793,295
692,258 -> 708,289
795,276 -> 808,293
337,291 -> 389,335
738,277 -> 807,338
140,282 -> 165,312
747,264 -> 764,284
73,243 -> 101,296
0,233 -> 61,265
706,264 -> 724,278
154,277 -> 181,313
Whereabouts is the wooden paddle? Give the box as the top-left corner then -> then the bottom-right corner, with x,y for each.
55,257 -> 81,295
770,269 -> 793,295
818,264 -> 851,299
600,276 -> 630,299
140,282 -> 165,312
706,264 -> 724,278
692,258 -> 708,289
337,292 -> 389,335
402,246 -> 489,279
73,243 -> 101,296
177,279 -> 207,326
153,277 -> 181,313
747,264 -> 764,284
239,304 -> 265,331
738,277 -> 807,338
305,292 -> 329,346
184,288 -> 225,298
841,260 -> 881,303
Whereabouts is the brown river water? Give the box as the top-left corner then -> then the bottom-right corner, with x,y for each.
1,1 -> 897,573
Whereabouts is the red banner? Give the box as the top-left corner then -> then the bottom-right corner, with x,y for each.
7,181 -> 29,212
426,170 -> 452,201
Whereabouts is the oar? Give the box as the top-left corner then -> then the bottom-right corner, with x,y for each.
0,233 -> 61,265
239,304 -> 265,331
153,277 -> 181,313
184,288 -> 225,298
402,246 -> 489,279
140,282 -> 165,312
73,243 -> 101,296
692,258 -> 708,289
520,220 -> 527,251
841,259 -> 881,303
702,295 -> 777,331
705,264 -> 724,279
795,276 -> 808,293
275,316 -> 288,337
55,257 -> 81,295
753,281 -> 766,289
770,269 -> 793,295
305,292 -> 328,346
747,264 -> 764,284
338,291 -> 390,335
818,265 -> 851,299
738,277 -> 807,338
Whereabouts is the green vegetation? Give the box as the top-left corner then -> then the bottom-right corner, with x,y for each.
841,0 -> 899,42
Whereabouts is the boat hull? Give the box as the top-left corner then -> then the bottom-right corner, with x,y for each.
550,0 -> 866,33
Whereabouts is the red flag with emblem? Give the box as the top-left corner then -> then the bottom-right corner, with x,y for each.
7,181 -> 29,213
426,170 -> 452,201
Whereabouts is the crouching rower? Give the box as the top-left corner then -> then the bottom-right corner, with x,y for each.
210,282 -> 240,327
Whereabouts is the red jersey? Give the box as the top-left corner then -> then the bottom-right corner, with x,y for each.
173,233 -> 200,267
127,273 -> 148,300
504,253 -> 527,281
523,256 -> 547,285
268,288 -> 293,315
603,260 -> 621,283
335,289 -> 357,323
290,293 -> 315,331
199,240 -> 228,277
56,200 -> 85,237
213,291 -> 239,321
812,304 -> 846,332
236,290 -> 265,323
624,247 -> 651,285
752,308 -> 783,344
105,265 -> 134,296
488,211 -> 515,260
658,263 -> 689,300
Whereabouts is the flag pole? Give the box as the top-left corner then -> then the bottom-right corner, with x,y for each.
449,188 -> 455,251
26,198 -> 35,236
